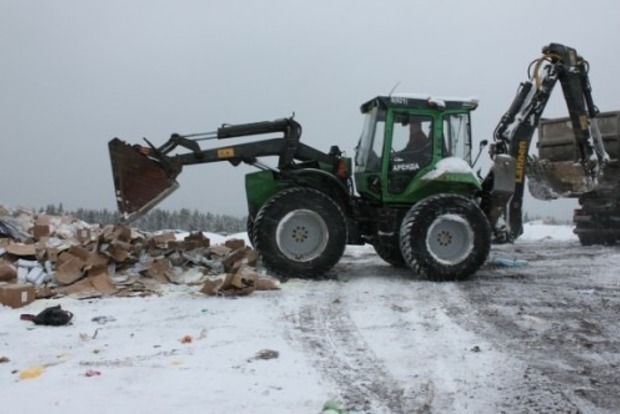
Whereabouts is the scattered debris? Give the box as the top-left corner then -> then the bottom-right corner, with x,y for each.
0,205 -> 280,304
321,400 -> 350,414
180,335 -> 193,344
249,349 -> 279,361
79,328 -> 100,341
200,265 -> 280,297
0,217 -> 31,241
470,345 -> 482,353
488,254 -> 528,267
19,365 -> 44,380
84,369 -> 101,377
20,305 -> 74,326
91,315 -> 116,325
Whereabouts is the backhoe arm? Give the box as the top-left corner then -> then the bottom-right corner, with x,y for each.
481,43 -> 607,242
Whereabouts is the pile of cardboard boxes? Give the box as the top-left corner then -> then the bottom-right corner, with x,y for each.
0,207 -> 279,308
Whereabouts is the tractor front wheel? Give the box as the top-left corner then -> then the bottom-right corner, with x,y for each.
246,215 -> 256,247
400,194 -> 491,281
254,187 -> 347,279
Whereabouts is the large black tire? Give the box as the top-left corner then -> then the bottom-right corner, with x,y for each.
254,187 -> 348,279
399,194 -> 491,282
246,215 -> 256,248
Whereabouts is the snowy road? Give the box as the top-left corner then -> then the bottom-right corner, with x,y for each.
457,239 -> 620,413
1,224 -> 620,413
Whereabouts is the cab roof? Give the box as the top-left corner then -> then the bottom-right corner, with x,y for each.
361,93 -> 479,113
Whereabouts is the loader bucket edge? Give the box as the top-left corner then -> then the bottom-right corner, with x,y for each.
109,138 -> 181,223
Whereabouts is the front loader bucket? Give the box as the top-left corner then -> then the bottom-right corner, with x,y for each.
109,138 -> 181,223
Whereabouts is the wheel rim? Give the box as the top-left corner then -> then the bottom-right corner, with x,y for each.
276,209 -> 329,262
426,214 -> 474,265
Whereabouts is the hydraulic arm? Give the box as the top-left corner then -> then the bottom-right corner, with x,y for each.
481,43 -> 609,242
109,117 -> 346,222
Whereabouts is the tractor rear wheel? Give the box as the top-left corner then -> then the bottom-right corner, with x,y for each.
254,187 -> 347,279
400,193 -> 491,281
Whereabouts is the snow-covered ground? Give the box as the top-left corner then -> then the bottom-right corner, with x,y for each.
2,222 -> 619,413
519,219 -> 578,241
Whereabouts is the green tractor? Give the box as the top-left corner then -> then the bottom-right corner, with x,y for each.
109,94 -> 490,281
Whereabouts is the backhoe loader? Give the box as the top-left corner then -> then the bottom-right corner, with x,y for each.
108,42 -> 617,281
110,97 -> 488,281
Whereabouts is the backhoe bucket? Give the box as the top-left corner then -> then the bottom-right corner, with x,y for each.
531,112 -> 620,200
527,158 -> 593,200
109,138 -> 180,223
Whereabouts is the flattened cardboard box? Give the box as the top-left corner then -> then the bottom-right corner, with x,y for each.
55,252 -> 86,285
0,283 -> 35,308
6,243 -> 37,257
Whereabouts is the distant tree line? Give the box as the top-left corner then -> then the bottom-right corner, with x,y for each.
36,203 -> 569,235
40,203 -> 246,234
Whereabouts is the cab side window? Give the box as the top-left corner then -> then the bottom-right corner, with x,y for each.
388,114 -> 433,193
391,115 -> 433,170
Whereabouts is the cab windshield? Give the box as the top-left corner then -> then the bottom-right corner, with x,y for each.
443,113 -> 472,163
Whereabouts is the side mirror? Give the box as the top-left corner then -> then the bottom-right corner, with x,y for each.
472,140 -> 489,168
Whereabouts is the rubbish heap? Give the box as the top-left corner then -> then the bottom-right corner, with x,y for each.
0,204 -> 279,308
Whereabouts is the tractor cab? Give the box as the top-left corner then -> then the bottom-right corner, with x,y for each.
354,94 -> 481,204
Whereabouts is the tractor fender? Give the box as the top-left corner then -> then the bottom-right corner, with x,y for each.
284,168 -> 354,214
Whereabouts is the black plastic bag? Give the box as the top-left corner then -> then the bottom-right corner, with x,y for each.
21,305 -> 74,326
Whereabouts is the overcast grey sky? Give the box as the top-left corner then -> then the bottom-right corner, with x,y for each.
2,0 -> 620,220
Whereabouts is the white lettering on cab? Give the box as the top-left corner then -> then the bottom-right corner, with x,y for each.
390,96 -> 408,105
393,162 -> 420,171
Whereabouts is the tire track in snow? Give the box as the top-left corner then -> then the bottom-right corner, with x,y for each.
449,241 -> 620,412
281,281 -> 417,414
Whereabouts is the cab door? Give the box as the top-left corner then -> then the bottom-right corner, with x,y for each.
385,110 -> 435,195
